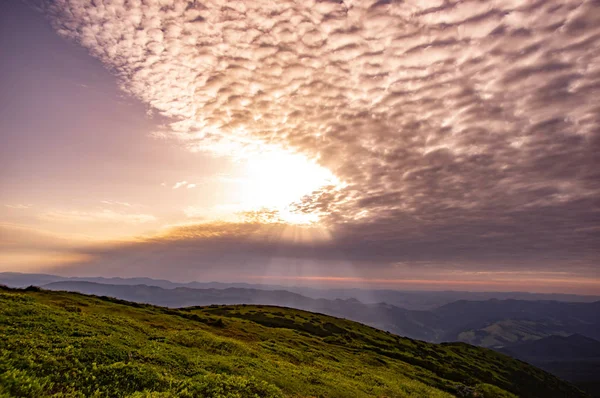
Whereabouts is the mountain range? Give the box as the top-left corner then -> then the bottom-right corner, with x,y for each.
2,272 -> 598,309
0,285 -> 589,398
36,280 -> 600,345
2,272 -> 600,396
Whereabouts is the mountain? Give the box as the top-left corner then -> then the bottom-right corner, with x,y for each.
8,280 -> 600,395
499,334 -> 600,397
0,272 -> 283,291
299,288 -> 600,310
500,334 -> 600,360
42,281 -> 443,341
454,319 -> 571,347
433,299 -> 600,344
40,281 -> 600,346
3,272 -> 599,310
43,281 -> 317,308
0,286 -> 588,398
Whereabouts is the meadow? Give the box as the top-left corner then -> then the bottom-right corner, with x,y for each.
0,286 -> 587,397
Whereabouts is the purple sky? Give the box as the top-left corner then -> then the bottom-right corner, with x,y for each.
1,0 -> 599,293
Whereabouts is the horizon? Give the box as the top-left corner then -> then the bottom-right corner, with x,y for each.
3,271 -> 600,297
1,0 -> 599,295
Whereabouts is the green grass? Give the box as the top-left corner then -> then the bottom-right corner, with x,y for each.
0,286 -> 587,397
456,319 -> 570,348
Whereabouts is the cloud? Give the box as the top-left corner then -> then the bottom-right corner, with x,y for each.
172,181 -> 196,189
36,0 -> 600,279
40,209 -> 157,224
172,181 -> 187,189
4,204 -> 32,209
100,200 -> 132,207
0,222 -> 87,250
56,218 -> 599,292
0,223 -> 94,271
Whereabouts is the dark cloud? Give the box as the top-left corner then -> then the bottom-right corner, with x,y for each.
35,0 -> 600,284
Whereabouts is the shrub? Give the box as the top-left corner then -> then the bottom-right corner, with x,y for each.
0,369 -> 50,398
177,374 -> 283,398
88,362 -> 167,397
475,383 -> 518,398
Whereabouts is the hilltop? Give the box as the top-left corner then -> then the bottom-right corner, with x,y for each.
0,286 -> 587,397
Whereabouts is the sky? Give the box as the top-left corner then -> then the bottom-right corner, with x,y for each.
0,0 -> 599,293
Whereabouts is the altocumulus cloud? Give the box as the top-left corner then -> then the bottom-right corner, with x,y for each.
34,0 -> 600,279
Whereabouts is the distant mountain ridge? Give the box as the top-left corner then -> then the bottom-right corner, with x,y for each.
42,280 -> 445,342
0,272 -> 283,291
4,273 -> 598,344
433,299 -> 600,347
2,272 -> 598,310
40,280 -> 600,344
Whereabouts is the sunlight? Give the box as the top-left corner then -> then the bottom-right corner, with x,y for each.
235,150 -> 338,224
276,208 -> 320,225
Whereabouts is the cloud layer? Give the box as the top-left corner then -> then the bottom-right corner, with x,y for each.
35,0 -> 600,280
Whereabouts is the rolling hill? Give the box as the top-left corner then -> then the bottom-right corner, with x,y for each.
435,299 -> 600,345
500,334 -> 600,360
0,286 -> 588,397
40,280 -> 600,345
41,280 -> 443,341
499,334 -> 600,397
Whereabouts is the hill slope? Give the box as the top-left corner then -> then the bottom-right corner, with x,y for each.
0,287 -> 588,398
499,335 -> 600,397
42,280 -> 442,341
42,280 -> 600,346
435,299 -> 600,345
500,334 -> 600,360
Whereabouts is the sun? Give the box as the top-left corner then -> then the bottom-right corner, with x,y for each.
236,150 -> 338,224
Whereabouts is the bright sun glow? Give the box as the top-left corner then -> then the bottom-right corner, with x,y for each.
237,150 -> 338,224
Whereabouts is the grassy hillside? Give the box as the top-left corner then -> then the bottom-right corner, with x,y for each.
456,319 -> 571,348
0,286 -> 587,398
40,280 -> 444,342
37,280 -> 600,346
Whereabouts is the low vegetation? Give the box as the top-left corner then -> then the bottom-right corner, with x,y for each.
0,286 -> 587,397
